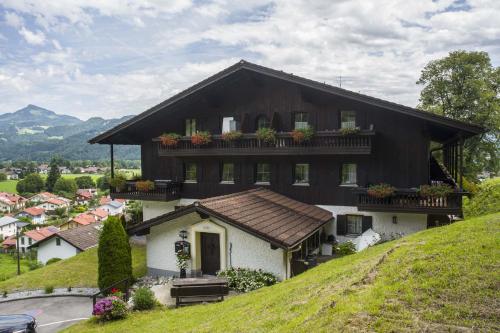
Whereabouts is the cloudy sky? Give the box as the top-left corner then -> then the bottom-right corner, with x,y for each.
0,0 -> 499,119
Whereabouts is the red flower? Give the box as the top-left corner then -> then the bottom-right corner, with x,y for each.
111,288 -> 119,294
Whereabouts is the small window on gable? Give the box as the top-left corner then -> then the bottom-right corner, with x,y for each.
294,112 -> 309,130
294,163 -> 309,185
185,118 -> 196,136
221,163 -> 235,183
184,163 -> 197,183
256,115 -> 270,130
21,237 -> 25,245
341,163 -> 357,185
347,215 -> 363,235
222,117 -> 238,133
255,163 -> 270,184
56,237 -> 61,246
341,111 -> 356,129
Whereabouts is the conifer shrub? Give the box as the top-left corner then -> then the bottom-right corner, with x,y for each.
98,216 -> 132,292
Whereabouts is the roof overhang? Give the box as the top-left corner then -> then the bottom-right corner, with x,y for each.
89,60 -> 485,145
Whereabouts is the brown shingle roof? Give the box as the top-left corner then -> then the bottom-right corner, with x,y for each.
32,223 -> 101,251
128,188 -> 332,249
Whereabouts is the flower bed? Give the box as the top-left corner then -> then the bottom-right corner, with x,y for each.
221,131 -> 243,142
217,267 -> 278,293
418,184 -> 453,197
135,180 -> 154,192
367,183 -> 396,199
159,133 -> 181,147
256,128 -> 276,144
291,126 -> 314,143
191,131 -> 212,145
93,295 -> 128,321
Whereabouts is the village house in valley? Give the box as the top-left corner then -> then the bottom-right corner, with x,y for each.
0,192 -> 26,214
90,61 -> 483,279
18,226 -> 59,254
16,207 -> 46,224
0,216 -> 19,239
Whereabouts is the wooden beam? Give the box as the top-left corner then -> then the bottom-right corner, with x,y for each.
110,144 -> 115,178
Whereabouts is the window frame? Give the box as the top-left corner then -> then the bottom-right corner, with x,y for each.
346,215 -> 363,235
340,111 -> 356,129
293,112 -> 309,130
184,162 -> 197,183
56,237 -> 61,246
341,163 -> 357,186
222,116 -> 238,133
220,163 -> 235,184
255,163 -> 271,185
294,163 -> 310,186
256,115 -> 270,130
185,118 -> 196,136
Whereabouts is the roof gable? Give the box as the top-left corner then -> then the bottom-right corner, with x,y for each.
90,60 -> 484,145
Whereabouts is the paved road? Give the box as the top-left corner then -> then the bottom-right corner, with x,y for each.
0,296 -> 92,333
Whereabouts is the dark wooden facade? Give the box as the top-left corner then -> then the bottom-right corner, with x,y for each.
94,61 -> 483,214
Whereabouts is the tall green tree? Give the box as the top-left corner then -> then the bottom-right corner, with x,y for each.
53,178 -> 78,198
417,50 -> 500,179
46,158 -> 61,192
16,173 -> 45,196
75,176 -> 96,189
98,216 -> 132,291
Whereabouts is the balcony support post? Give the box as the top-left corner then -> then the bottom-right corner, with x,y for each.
110,144 -> 115,179
459,137 -> 463,190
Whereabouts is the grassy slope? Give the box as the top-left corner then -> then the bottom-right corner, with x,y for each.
0,254 -> 31,281
0,245 -> 146,292
66,213 -> 499,332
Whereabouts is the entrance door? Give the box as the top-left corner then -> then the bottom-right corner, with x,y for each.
200,232 -> 220,275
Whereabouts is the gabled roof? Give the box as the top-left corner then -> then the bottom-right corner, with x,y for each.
45,198 -> 67,206
90,208 -> 109,219
71,213 -> 96,226
128,188 -> 332,249
0,216 -> 19,227
24,226 -> 58,241
22,207 -> 45,217
30,223 -> 101,251
90,60 -> 484,145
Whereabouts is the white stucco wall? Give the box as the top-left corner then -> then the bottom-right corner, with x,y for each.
37,237 -> 79,264
142,198 -> 197,221
146,213 -> 287,280
317,205 -> 428,242
0,222 -> 17,238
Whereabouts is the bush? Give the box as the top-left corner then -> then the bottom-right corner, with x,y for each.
75,175 -> 96,189
54,178 -> 78,197
28,261 -> 43,271
256,128 -> 276,143
191,131 -> 211,145
291,126 -> 314,143
339,127 -> 360,135
159,133 -> 181,146
221,131 -> 243,142
109,174 -> 127,191
46,258 -> 62,265
367,183 -> 396,198
463,177 -> 500,218
132,287 -> 156,311
217,267 -> 278,293
98,216 -> 132,292
44,285 -> 54,294
0,173 -> 6,181
135,180 -> 154,192
418,184 -> 453,197
16,173 -> 45,195
335,241 -> 356,255
93,296 -> 128,321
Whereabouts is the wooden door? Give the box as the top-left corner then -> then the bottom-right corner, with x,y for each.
200,232 -> 220,275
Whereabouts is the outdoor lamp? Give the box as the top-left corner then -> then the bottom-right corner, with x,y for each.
179,229 -> 188,240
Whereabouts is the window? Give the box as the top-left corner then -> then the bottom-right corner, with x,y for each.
221,163 -> 235,183
294,163 -> 309,185
347,215 -> 363,235
28,238 -> 32,245
56,237 -> 61,246
185,118 -> 196,136
256,115 -> 270,129
341,163 -> 357,185
21,237 -> 25,245
184,163 -> 197,183
294,112 -> 309,129
255,163 -> 270,184
341,111 -> 356,129
222,117 -> 237,133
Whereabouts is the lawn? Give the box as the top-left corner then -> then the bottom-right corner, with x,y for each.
0,253 -> 32,281
0,245 -> 146,293
0,180 -> 19,194
65,213 -> 499,332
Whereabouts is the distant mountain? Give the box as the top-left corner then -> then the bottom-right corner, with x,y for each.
0,105 -> 139,161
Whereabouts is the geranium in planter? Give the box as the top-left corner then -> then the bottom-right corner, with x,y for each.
339,127 -> 361,135
256,127 -> 276,144
221,130 -> 243,142
291,126 -> 314,143
418,184 -> 453,198
191,131 -> 211,146
135,180 -> 154,192
109,175 -> 127,192
367,183 -> 396,198
159,133 -> 181,147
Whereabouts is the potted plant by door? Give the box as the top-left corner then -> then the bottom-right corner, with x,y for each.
176,250 -> 191,278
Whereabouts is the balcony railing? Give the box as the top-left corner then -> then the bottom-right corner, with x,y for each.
355,188 -> 464,215
110,180 -> 182,202
155,130 -> 375,156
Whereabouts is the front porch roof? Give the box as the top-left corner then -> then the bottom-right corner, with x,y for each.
127,188 -> 333,249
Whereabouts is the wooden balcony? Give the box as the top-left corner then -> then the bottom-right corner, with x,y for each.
355,188 -> 464,215
110,181 -> 182,202
155,130 -> 375,157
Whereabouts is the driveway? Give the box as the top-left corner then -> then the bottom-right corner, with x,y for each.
0,296 -> 92,333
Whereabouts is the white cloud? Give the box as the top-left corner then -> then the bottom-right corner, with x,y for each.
18,26 -> 46,45
4,11 -> 24,28
0,0 -> 499,119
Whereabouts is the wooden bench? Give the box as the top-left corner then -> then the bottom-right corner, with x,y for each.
170,277 -> 229,307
